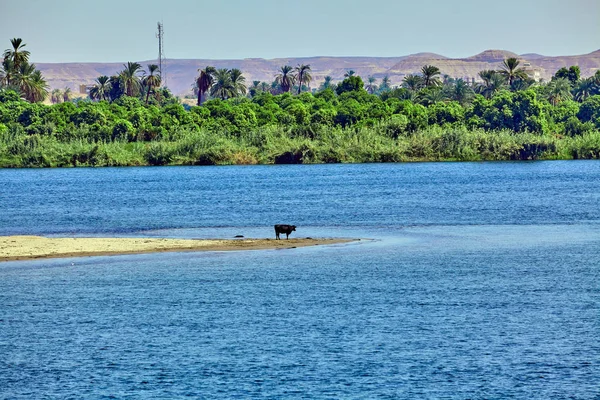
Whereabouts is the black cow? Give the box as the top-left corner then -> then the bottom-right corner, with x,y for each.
274,224 -> 296,240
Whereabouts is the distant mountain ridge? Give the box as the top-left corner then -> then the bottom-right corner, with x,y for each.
35,49 -> 600,96
465,50 -> 520,62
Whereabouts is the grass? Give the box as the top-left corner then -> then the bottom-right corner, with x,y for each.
1,124 -> 599,168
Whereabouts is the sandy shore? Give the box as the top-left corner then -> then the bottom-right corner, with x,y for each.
0,235 -> 357,262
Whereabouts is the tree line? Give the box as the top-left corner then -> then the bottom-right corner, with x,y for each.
1,37 -> 600,167
87,62 -> 168,105
189,59 -> 599,108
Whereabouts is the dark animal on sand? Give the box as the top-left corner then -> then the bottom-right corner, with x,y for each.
274,224 -> 296,240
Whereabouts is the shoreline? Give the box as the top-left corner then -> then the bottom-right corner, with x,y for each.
0,236 -> 358,262
0,158 -> 592,169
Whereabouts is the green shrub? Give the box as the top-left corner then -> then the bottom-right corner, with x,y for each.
577,95 -> 600,127
112,119 -> 135,141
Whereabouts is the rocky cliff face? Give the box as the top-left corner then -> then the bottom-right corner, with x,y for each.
35,49 -> 600,96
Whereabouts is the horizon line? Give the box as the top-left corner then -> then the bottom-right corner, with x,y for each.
27,48 -> 600,65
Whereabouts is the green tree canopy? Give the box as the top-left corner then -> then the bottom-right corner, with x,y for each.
553,66 -> 580,86
336,76 -> 365,95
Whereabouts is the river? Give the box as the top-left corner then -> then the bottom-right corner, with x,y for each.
1,161 -> 599,398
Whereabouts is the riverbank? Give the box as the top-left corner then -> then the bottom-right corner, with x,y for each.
2,126 -> 599,168
0,236 -> 358,262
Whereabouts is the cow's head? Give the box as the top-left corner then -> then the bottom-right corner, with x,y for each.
291,225 -> 296,231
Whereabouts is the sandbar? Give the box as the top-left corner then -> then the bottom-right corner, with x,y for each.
0,235 -> 358,262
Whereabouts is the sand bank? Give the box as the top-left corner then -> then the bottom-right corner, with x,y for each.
0,235 -> 357,262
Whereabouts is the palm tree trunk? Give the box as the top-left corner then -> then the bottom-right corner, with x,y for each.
145,86 -> 151,104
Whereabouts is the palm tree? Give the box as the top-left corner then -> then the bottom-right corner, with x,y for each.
120,61 -> 142,97
365,76 -> 377,94
196,66 -> 216,105
402,74 -> 424,91
573,77 -> 597,102
30,70 -> 49,103
51,89 -> 62,104
294,64 -> 312,94
449,79 -> 474,105
421,65 -> 441,87
210,68 -> 235,100
593,71 -> 600,89
62,87 -> 72,102
379,75 -> 391,92
510,77 -> 534,92
344,70 -> 355,77
275,65 -> 295,93
229,68 -> 247,97
320,76 -> 334,90
89,75 -> 111,101
15,65 -> 48,103
143,64 -> 161,104
0,58 -> 15,87
416,87 -> 445,106
51,89 -> 61,104
108,75 -> 125,101
478,70 -> 497,85
14,61 -> 36,99
546,78 -> 573,106
476,70 -> 506,99
498,58 -> 528,87
3,38 -> 30,72
249,80 -> 261,97
392,88 -> 415,101
259,82 -> 270,93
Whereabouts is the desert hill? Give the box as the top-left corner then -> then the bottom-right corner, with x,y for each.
34,49 -> 600,96
465,50 -> 520,62
519,53 -> 547,60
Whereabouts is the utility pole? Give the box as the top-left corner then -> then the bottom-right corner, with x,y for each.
156,22 -> 166,87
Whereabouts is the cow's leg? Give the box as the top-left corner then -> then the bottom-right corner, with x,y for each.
275,229 -> 280,240
286,232 -> 289,239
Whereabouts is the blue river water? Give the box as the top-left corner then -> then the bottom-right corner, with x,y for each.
0,161 -> 599,398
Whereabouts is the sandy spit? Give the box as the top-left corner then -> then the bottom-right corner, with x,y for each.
0,236 -> 358,262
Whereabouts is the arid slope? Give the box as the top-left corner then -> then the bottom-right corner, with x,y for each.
35,49 -> 600,96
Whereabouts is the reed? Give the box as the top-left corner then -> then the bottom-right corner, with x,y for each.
1,121 -> 599,168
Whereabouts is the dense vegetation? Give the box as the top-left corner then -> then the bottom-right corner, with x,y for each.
1,38 -> 600,167
1,38 -> 49,103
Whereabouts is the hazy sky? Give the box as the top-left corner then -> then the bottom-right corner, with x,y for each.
1,0 -> 598,63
